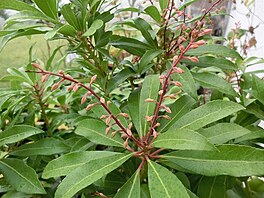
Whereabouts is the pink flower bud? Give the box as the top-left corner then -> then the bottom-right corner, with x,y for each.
90,75 -> 97,84
58,70 -> 64,75
81,95 -> 87,104
198,29 -> 213,37
161,105 -> 172,113
190,57 -> 199,62
51,83 -> 60,91
41,74 -> 49,83
107,101 -> 111,107
190,44 -> 199,49
73,84 -> 79,92
68,84 -> 74,91
196,40 -> 206,46
86,104 -> 95,111
145,98 -> 156,103
100,115 -> 108,119
173,67 -> 184,74
126,129 -> 132,136
173,81 -> 183,87
123,138 -> 129,148
121,133 -> 128,139
100,97 -> 105,104
32,63 -> 40,69
158,90 -> 164,95
179,44 -> 185,52
146,116 -> 153,122
105,126 -> 111,134
106,116 -> 111,125
162,115 -> 171,120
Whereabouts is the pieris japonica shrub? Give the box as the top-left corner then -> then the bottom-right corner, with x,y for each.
0,0 -> 264,197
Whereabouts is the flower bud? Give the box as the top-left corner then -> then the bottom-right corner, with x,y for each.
41,74 -> 49,83
90,75 -> 97,84
73,84 -> 79,92
146,116 -> 153,122
51,83 -> 60,91
100,97 -> 105,104
81,95 -> 87,104
106,116 -> 112,125
145,98 -> 156,103
105,126 -> 111,134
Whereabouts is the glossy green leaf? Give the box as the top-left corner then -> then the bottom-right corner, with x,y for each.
170,100 -> 245,130
0,0 -> 38,12
145,6 -> 161,24
181,56 -> 237,70
7,10 -> 56,23
61,4 -> 81,30
43,151 -> 119,179
114,171 -> 140,198
54,153 -> 132,198
0,159 -> 45,194
83,19 -> 104,37
106,68 -> 135,94
75,119 -> 124,147
0,125 -> 43,147
197,176 -> 230,198
159,0 -> 169,11
33,0 -> 58,20
141,184 -> 151,198
192,72 -> 238,97
1,191 -> 32,198
110,35 -> 152,56
148,160 -> 189,198
138,49 -> 163,74
251,74 -> 264,106
186,44 -> 242,60
152,128 -> 216,151
10,138 -> 70,156
171,66 -> 198,100
139,75 -> 160,137
159,95 -> 196,133
133,18 -> 158,49
164,144 -> 264,176
198,123 -> 251,144
128,89 -> 141,134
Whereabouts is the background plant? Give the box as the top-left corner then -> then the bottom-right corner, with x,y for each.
0,0 -> 264,197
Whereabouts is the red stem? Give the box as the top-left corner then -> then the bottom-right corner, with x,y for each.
27,69 -> 144,148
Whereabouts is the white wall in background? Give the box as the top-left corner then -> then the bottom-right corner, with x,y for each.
226,0 -> 264,77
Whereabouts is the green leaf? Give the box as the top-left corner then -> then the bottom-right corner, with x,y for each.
128,89 -> 141,134
61,4 -> 81,30
110,35 -> 152,56
0,0 -> 39,12
234,126 -> 264,143
169,100 -> 245,130
164,144 -> 264,176
54,153 -> 132,198
181,56 -> 237,70
83,19 -> 104,37
75,119 -> 124,147
10,138 -> 70,156
145,6 -> 161,24
197,176 -> 230,198
133,18 -> 158,49
106,68 -> 135,94
179,0 -> 200,10
198,123 -> 251,144
114,171 -> 140,198
251,74 -> 264,106
159,95 -> 196,133
159,0 -> 169,11
0,159 -> 45,194
7,10 -> 57,23
148,160 -> 189,198
139,75 -> 160,137
33,0 -> 58,20
43,151 -> 119,179
0,125 -> 43,147
171,66 -> 198,100
138,49 -> 164,74
186,44 -> 242,60
109,35 -> 151,56
192,72 -> 238,97
152,128 -> 216,151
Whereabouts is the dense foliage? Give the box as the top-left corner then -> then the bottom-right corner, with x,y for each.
0,0 -> 264,197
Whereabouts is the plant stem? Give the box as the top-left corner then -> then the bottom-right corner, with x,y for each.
27,68 -> 144,148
